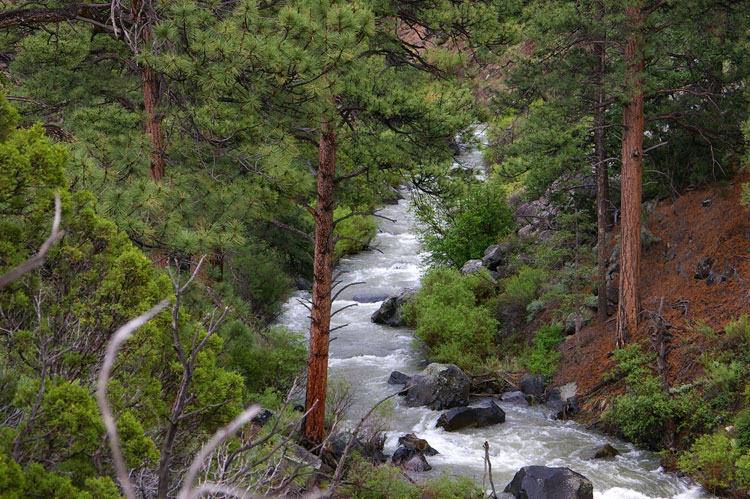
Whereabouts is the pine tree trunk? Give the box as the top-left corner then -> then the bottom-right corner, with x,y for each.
616,4 -> 645,348
132,0 -> 165,181
303,121 -> 337,446
594,11 -> 610,325
142,65 -> 165,181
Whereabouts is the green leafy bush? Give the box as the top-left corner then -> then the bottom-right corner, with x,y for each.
603,344 -> 685,449
334,206 -> 378,260
524,323 -> 563,376
221,324 -> 306,396
421,474 -> 485,498
736,408 -> 750,453
416,182 -> 515,268
403,268 -> 498,371
678,432 -> 739,493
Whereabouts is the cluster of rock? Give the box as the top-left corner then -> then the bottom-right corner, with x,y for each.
381,363 -> 622,497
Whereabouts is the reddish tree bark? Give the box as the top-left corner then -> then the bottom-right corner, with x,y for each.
303,121 -> 337,446
132,0 -> 165,181
616,3 -> 645,348
142,65 -> 165,181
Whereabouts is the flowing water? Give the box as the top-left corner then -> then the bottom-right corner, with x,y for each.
276,132 -> 710,498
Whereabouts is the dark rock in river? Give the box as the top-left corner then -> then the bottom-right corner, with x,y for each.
388,370 -> 412,385
504,466 -> 594,499
401,363 -> 470,410
398,433 -> 439,456
371,288 -> 417,327
501,391 -> 531,406
519,374 -> 550,402
391,433 -> 436,472
435,400 -> 505,431
353,293 -> 389,303
592,444 -> 620,459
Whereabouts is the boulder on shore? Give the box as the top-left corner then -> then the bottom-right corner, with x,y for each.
401,363 -> 471,410
460,259 -> 484,275
504,466 -> 594,499
371,288 -> 417,327
435,400 -> 505,431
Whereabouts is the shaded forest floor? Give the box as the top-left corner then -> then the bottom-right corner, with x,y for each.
554,172 -> 750,411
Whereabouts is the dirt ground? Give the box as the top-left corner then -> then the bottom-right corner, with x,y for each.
554,173 -> 750,410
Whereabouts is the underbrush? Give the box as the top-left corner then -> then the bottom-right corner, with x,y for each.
604,315 -> 750,494
403,268 -> 497,371
340,456 -> 484,499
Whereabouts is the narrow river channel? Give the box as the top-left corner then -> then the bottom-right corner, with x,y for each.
276,136 -> 710,498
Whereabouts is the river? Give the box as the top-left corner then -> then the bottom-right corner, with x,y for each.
275,134 -> 709,498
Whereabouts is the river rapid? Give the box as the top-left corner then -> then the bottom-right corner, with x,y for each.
275,134 -> 710,498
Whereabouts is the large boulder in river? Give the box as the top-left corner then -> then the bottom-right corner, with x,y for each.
388,370 -> 412,385
371,289 -> 417,327
436,400 -> 505,431
504,466 -> 594,499
402,363 -> 470,410
519,374 -> 550,402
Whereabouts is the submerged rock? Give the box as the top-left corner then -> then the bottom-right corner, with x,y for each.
353,293 -> 388,303
501,391 -> 531,406
435,400 -> 505,431
592,444 -> 620,459
504,466 -> 594,499
401,363 -> 471,410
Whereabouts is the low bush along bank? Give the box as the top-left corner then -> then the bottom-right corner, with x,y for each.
602,315 -> 750,495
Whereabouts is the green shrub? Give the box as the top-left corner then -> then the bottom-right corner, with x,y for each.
421,474 -> 485,498
502,266 -> 546,308
342,459 -> 418,499
403,268 -> 498,371
222,324 -> 306,396
736,408 -> 750,453
725,314 -> 750,347
603,344 -> 684,449
416,182 -> 515,268
677,432 -> 739,493
524,323 -> 563,376
334,206 -> 378,260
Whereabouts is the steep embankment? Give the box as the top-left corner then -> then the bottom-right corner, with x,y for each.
555,173 -> 750,409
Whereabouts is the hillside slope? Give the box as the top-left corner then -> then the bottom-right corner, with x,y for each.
555,173 -> 750,409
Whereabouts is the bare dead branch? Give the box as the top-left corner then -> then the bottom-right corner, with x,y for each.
178,404 -> 262,499
96,298 -> 171,499
0,191 -> 65,290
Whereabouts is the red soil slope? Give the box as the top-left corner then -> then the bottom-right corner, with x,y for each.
555,173 -> 750,409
